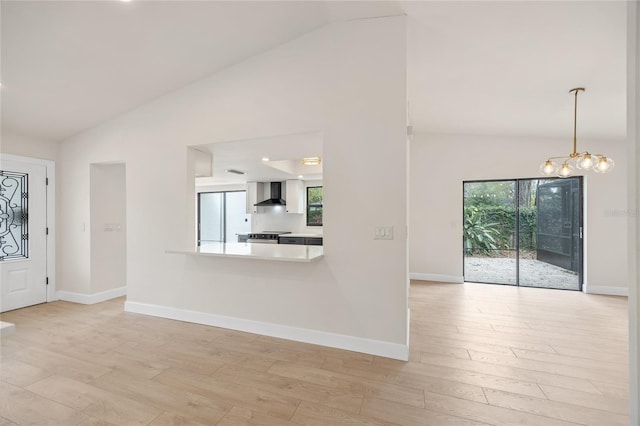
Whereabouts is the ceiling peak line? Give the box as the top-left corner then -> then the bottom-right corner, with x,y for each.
331,13 -> 407,24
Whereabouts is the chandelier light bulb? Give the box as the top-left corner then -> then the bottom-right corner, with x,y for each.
539,160 -> 557,176
558,162 -> 575,178
593,156 -> 615,173
576,153 -> 595,170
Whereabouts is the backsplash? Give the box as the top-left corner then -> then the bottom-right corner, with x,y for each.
251,206 -> 322,234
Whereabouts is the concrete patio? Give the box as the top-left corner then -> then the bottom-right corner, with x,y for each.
464,257 -> 580,290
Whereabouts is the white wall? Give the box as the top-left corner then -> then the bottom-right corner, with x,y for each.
90,163 -> 126,294
58,17 -> 408,355
410,132 -> 629,293
196,183 -> 246,193
1,129 -> 59,161
628,1 -> 639,422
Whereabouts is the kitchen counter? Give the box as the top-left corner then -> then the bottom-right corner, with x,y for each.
167,242 -> 323,262
236,233 -> 322,238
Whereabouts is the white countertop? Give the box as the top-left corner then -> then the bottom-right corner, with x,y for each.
167,242 -> 323,262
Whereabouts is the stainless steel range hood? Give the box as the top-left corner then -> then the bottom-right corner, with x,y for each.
254,182 -> 286,206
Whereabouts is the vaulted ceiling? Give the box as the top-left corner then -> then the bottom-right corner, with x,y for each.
0,0 -> 629,142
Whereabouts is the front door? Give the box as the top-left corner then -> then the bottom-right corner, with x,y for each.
1,158 -> 48,312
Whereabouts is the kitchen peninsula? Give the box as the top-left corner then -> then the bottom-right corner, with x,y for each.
168,242 -> 323,262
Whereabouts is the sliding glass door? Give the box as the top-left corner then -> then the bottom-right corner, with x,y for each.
463,178 -> 582,290
198,191 -> 250,245
224,191 -> 250,241
519,178 -> 582,289
463,181 -> 517,285
199,192 -> 223,243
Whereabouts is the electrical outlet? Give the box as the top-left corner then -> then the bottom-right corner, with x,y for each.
374,226 -> 393,240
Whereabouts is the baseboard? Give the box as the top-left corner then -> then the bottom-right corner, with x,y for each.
584,285 -> 628,296
0,321 -> 16,337
410,272 -> 464,284
125,301 -> 409,361
57,286 -> 127,305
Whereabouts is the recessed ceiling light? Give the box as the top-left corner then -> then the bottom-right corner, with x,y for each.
298,175 -> 303,179
261,157 -> 269,162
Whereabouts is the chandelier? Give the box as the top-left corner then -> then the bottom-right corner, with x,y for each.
539,87 -> 614,177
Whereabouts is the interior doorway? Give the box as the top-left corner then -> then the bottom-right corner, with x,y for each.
463,177 -> 583,290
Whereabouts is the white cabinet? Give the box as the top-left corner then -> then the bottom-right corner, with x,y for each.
246,182 -> 264,214
285,180 -> 304,214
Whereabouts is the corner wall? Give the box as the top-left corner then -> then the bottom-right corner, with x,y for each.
58,17 -> 409,355
409,132 -> 629,294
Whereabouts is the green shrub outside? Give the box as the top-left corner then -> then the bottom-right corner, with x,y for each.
464,205 -> 537,253
463,206 -> 501,255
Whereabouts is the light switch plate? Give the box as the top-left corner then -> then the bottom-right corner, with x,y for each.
374,226 -> 393,240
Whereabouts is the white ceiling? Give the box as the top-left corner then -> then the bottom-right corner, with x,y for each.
195,131 -> 323,185
0,0 -> 628,143
0,1 -> 331,141
407,1 -> 627,140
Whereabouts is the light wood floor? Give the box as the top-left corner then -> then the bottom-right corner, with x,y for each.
0,281 -> 629,425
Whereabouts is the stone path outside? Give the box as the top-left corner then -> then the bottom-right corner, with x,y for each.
464,257 -> 580,290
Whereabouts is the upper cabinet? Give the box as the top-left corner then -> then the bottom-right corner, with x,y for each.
286,180 -> 304,214
246,182 -> 264,214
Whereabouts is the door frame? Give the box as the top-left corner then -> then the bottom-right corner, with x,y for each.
1,154 -> 56,302
462,177 -> 584,290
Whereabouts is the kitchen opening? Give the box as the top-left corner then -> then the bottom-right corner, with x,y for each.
463,177 -> 583,290
192,131 -> 324,249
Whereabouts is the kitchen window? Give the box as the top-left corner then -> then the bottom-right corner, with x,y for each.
306,186 -> 323,226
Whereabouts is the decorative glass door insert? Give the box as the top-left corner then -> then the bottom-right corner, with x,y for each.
0,170 -> 29,261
